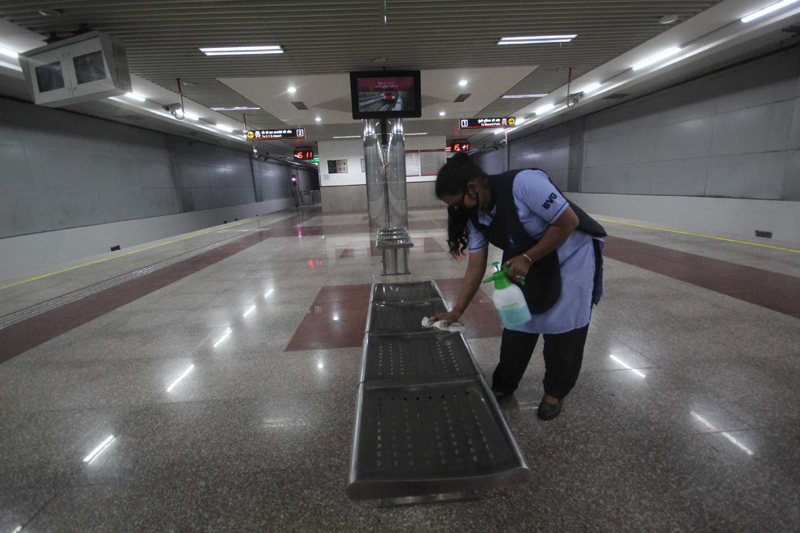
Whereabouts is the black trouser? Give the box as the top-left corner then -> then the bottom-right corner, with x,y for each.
491,324 -> 589,400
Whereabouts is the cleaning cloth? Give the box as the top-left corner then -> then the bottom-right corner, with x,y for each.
421,316 -> 466,333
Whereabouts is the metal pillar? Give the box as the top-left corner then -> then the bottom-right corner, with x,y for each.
363,118 -> 411,274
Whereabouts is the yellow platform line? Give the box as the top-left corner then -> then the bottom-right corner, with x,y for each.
0,216 -> 267,292
596,218 -> 800,254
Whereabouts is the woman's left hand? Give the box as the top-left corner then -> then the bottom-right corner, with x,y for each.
503,255 -> 531,282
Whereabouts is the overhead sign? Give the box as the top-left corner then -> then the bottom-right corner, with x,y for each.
247,128 -> 305,140
294,149 -> 314,160
459,117 -> 515,129
446,141 -> 470,152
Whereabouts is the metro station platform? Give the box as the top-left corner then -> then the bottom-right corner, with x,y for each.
0,206 -> 798,531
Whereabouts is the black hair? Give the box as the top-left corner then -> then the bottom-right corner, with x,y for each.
435,152 -> 489,256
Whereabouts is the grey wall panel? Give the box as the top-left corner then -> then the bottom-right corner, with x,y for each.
506,47 -> 800,202
208,166 -> 228,187
706,152 -> 787,199
710,100 -> 795,156
191,188 -> 213,211
174,162 -> 209,189
176,187 -> 195,212
477,148 -> 507,174
143,188 -> 180,216
39,187 -> 106,230
211,187 -> 231,208
612,164 -> 652,194
649,158 -> 709,196
138,159 -> 174,189
0,190 -> 44,238
582,166 -> 615,193
101,188 -> 149,223
652,118 -> 715,162
0,143 -> 33,193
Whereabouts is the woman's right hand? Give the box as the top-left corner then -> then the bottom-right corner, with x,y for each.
431,309 -> 463,327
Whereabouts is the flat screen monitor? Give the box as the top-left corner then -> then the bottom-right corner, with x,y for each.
350,70 -> 421,119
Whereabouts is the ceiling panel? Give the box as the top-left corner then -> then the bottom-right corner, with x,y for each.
0,0 -> 722,146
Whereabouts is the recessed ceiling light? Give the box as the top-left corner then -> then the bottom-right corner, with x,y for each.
498,35 -> 577,45
199,45 -> 283,56
288,86 -> 296,93
215,124 -> 234,132
632,47 -> 682,70
373,57 -> 386,64
582,83 -> 602,94
658,14 -> 680,24
501,93 -> 548,99
439,111 -> 446,116
210,106 -> 260,111
0,46 -> 19,59
124,92 -> 146,102
741,0 -> 799,22
315,117 -> 321,122
459,79 -> 468,86
38,8 -> 61,16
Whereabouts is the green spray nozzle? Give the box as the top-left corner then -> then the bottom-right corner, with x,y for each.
483,261 -> 525,288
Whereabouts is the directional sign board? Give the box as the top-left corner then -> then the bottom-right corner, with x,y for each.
247,128 -> 305,140
459,118 -> 515,129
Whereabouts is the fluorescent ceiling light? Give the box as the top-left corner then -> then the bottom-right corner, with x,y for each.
199,45 -> 283,56
264,289 -> 274,298
582,83 -> 602,94
632,47 -> 682,71
502,93 -> 548,99
535,103 -> 555,115
0,59 -> 21,71
215,123 -> 234,132
83,435 -> 115,463
182,112 -> 199,121
211,106 -> 260,111
166,364 -> 195,392
315,117 -> 321,122
405,132 -> 427,136
124,92 -> 146,102
242,305 -> 256,318
0,46 -> 19,59
439,111 -> 446,116
499,35 -> 577,45
288,86 -> 297,93
333,135 -> 361,139
515,117 -> 525,124
742,0 -> 799,22
459,79 -> 468,86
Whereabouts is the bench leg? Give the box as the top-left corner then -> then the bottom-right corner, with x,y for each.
377,490 -> 483,507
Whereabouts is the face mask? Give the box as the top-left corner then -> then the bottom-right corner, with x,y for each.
456,190 -> 480,218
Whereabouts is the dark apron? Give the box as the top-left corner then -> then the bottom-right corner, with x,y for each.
471,169 -> 606,315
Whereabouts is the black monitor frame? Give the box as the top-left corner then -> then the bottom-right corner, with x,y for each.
350,70 -> 422,120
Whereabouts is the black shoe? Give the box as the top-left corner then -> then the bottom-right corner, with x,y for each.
492,390 -> 514,402
537,398 -> 563,421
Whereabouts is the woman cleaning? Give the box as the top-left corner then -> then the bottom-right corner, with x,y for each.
431,153 -> 606,421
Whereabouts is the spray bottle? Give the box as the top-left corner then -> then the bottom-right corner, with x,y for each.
483,262 -> 532,328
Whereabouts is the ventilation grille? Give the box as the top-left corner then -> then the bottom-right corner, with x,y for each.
291,101 -> 308,110
603,93 -> 631,100
454,94 -> 471,103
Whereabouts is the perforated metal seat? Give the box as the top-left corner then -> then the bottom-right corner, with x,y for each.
347,378 -> 530,499
367,301 -> 448,335
361,332 -> 481,384
370,281 -> 443,304
348,281 -> 530,502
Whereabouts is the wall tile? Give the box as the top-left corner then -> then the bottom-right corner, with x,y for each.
138,159 -> 174,189
207,166 -> 228,187
612,164 -> 652,194
711,99 -> 795,156
652,117 -> 715,161
649,158 -> 709,196
100,188 -> 149,223
211,187 -> 232,208
0,143 -> 33,193
174,162 -> 210,188
37,187 -> 105,230
143,188 -> 180,216
706,152 -> 787,199
26,148 -> 102,191
782,150 -> 800,201
0,190 -> 44,238
582,166 -> 615,193
584,138 -> 617,168
613,131 -> 656,165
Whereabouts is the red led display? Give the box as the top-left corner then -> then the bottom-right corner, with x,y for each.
447,141 -> 470,153
294,150 -> 314,160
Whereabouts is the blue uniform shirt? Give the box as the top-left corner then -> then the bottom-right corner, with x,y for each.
467,169 -> 603,334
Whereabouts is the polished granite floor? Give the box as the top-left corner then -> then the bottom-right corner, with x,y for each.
0,206 -> 799,532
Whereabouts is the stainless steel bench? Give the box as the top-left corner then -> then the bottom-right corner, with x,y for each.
376,226 -> 413,275
347,280 -> 531,505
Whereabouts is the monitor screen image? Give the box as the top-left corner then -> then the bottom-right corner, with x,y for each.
350,70 -> 421,119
